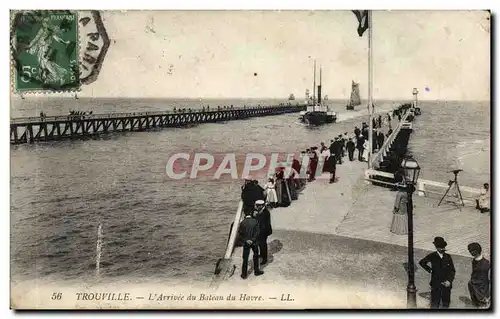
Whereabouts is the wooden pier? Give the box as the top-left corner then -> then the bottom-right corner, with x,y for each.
10,104 -> 305,144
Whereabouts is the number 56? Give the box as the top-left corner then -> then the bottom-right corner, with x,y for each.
51,292 -> 62,300
20,65 -> 37,83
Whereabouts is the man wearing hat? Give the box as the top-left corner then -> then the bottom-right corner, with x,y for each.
354,126 -> 361,138
253,200 -> 272,265
237,209 -> 264,279
356,134 -> 365,161
339,134 -> 346,158
418,237 -> 456,308
333,136 -> 342,164
346,136 -> 356,162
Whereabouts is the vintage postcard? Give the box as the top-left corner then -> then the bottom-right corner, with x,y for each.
10,10 -> 491,310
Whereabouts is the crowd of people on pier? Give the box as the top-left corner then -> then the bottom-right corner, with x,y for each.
172,105 -> 240,113
67,110 -> 93,120
171,103 -> 298,114
234,111 -> 395,279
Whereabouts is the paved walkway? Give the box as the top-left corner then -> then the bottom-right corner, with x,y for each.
270,161 -> 489,258
336,186 -> 490,258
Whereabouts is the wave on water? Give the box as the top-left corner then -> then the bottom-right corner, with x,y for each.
454,139 -> 490,181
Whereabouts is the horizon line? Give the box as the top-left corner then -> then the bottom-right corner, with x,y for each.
10,96 -> 490,102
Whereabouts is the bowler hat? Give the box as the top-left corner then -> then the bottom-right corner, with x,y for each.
433,237 -> 447,249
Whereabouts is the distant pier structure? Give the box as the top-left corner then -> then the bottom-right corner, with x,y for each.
10,104 -> 305,144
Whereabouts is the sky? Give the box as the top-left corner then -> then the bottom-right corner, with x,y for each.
78,10 -> 489,100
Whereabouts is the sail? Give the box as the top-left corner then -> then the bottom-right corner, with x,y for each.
349,81 -> 361,106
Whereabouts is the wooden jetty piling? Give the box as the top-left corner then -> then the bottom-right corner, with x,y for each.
10,105 -> 305,144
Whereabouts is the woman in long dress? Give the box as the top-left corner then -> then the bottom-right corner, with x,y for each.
308,149 -> 319,181
321,147 -> 331,173
275,169 -> 284,207
264,178 -> 278,207
288,174 -> 297,201
390,186 -> 408,235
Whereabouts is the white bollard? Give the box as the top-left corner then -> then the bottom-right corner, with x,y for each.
364,169 -> 372,185
417,181 -> 426,196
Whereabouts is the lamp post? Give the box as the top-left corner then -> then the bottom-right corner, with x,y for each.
401,156 -> 421,309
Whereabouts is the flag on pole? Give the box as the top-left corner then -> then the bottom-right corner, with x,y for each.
352,10 -> 369,37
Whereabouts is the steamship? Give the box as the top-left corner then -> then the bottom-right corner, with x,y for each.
298,61 -> 336,125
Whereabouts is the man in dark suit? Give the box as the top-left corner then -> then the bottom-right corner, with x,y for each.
419,237 -> 456,308
253,200 -> 272,265
238,210 -> 264,279
356,135 -> 365,161
327,151 -> 337,183
241,179 -> 265,214
341,134 -> 347,157
333,137 -> 342,164
354,126 -> 361,137
377,129 -> 385,150
241,179 -> 255,214
346,137 -> 356,161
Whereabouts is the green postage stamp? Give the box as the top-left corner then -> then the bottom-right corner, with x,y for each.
11,10 -> 79,92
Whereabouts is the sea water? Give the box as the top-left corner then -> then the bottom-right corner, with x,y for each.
10,98 -> 489,284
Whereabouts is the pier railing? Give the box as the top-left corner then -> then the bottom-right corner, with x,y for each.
224,201 -> 244,259
371,110 -> 412,169
10,104 -> 305,124
11,104 -> 306,144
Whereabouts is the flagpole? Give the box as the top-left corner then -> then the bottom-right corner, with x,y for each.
367,10 -> 373,169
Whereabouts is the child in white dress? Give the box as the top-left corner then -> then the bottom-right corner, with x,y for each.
265,178 -> 278,208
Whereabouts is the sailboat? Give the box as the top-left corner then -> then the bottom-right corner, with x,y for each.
345,81 -> 361,110
288,93 -> 295,101
299,61 -> 337,125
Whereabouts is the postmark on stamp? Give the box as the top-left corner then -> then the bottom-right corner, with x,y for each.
12,10 -> 79,92
78,11 -> 110,85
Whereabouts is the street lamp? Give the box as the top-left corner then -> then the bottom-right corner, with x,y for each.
401,156 -> 421,309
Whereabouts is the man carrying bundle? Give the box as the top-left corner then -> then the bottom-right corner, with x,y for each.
238,209 -> 264,279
